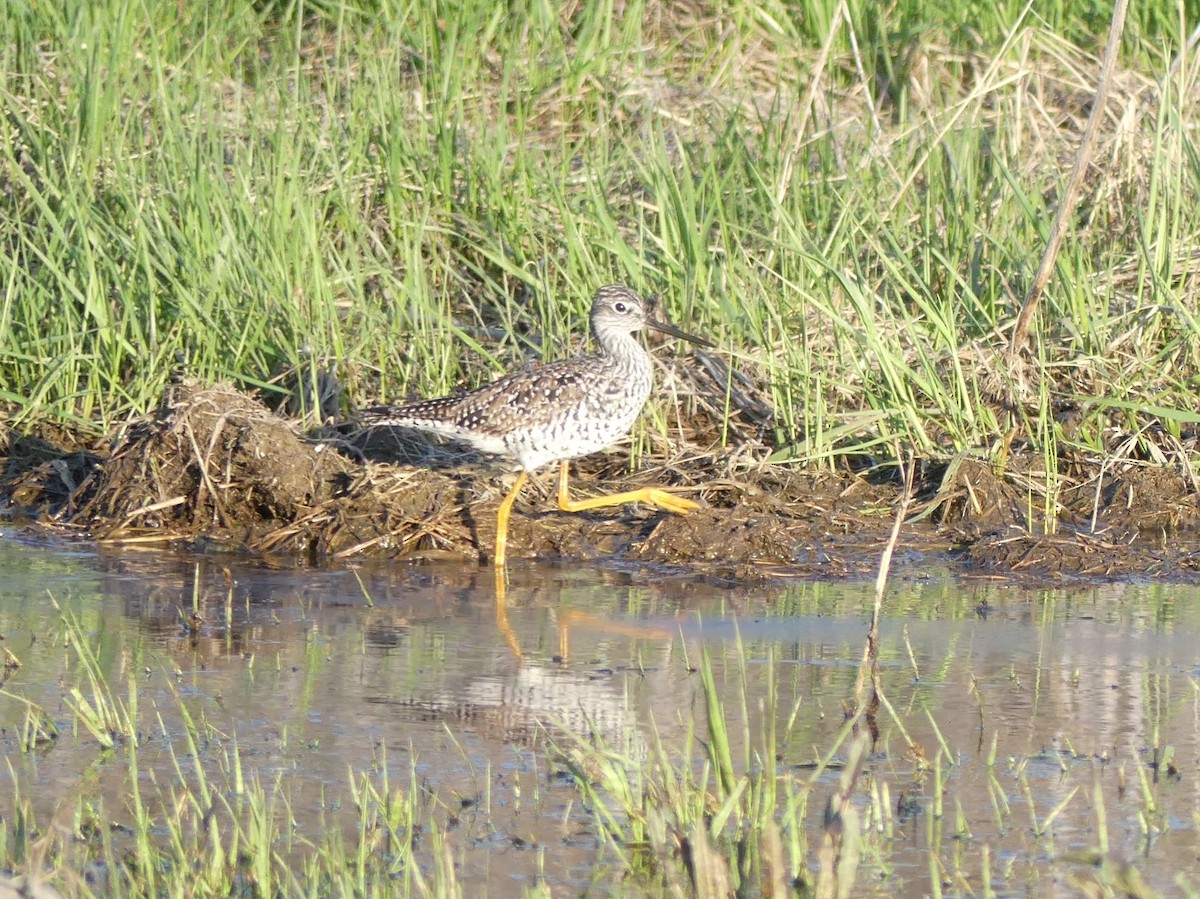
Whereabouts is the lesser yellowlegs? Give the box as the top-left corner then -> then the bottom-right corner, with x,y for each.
360,285 -> 713,567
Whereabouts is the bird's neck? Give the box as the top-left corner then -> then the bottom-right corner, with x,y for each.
592,323 -> 648,368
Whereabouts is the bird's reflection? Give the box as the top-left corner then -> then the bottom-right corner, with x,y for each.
493,565 -> 677,663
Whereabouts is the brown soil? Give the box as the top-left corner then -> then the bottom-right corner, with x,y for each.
3,383 -> 1200,581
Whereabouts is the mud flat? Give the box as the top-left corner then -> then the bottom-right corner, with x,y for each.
2,383 -> 1198,581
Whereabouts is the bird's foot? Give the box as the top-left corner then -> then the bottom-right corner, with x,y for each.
558,486 -> 700,515
633,488 -> 701,515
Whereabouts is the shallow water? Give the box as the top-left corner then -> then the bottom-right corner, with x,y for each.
0,535 -> 1197,895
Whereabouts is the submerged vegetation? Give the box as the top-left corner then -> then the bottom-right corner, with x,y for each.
2,561 -> 1198,898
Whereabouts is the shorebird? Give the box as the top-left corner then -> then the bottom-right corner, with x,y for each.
360,285 -> 712,567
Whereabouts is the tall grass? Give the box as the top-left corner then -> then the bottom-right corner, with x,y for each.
0,0 -> 1196,480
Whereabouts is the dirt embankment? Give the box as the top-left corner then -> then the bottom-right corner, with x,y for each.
2,383 -> 1199,581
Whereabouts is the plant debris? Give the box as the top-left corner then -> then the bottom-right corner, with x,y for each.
2,383 -> 1200,581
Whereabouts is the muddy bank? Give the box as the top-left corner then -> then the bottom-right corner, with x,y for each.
2,384 -> 1200,581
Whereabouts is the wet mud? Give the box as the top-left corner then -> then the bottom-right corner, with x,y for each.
3,383 -> 1200,580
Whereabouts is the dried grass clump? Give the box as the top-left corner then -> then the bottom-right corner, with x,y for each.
80,383 -> 356,547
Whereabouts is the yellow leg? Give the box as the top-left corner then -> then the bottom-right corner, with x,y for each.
493,471 -> 528,568
555,461 -> 700,516
557,609 -> 678,661
494,566 -> 523,661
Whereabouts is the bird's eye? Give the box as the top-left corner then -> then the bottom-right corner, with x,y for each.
613,302 -> 628,313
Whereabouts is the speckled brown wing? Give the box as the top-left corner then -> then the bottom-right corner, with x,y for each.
358,355 -> 602,437
464,357 -> 604,436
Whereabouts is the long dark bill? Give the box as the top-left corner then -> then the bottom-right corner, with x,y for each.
645,316 -> 716,348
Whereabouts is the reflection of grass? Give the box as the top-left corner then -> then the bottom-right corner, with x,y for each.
5,657 -> 469,897
54,596 -> 136,751
0,690 -> 59,751
555,641 -> 865,895
0,608 -> 1193,898
548,628 -> 1191,899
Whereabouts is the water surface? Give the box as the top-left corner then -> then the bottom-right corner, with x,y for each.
0,536 -> 1197,895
